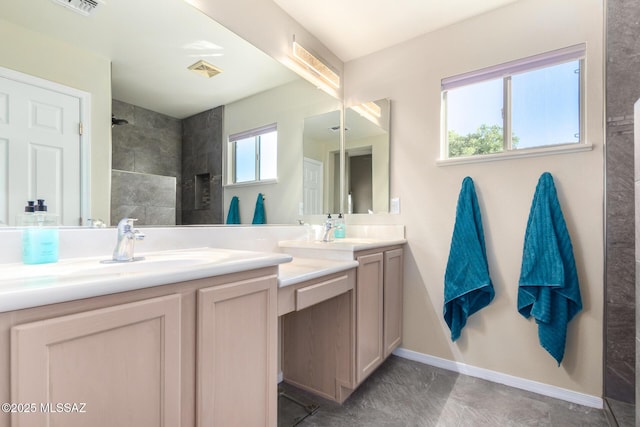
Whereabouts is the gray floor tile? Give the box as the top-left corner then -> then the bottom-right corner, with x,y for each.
278,356 -> 612,427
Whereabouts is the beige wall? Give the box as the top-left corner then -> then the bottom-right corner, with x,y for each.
344,0 -> 604,396
0,19 -> 112,223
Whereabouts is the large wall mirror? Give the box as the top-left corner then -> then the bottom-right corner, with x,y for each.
302,99 -> 390,216
1,0 -> 387,226
344,99 -> 390,214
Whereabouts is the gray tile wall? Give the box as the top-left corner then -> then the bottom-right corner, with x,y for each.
111,100 -> 182,225
635,98 -> 639,427
181,106 -> 224,224
111,170 -> 176,225
606,0 -> 639,406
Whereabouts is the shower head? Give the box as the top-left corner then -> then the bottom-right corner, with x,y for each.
111,115 -> 129,127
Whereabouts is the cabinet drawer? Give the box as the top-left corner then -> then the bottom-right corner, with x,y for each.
296,274 -> 352,311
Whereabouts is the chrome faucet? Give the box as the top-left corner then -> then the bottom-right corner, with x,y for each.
322,214 -> 334,242
112,218 -> 145,262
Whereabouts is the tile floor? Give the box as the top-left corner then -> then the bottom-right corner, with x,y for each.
606,398 -> 635,427
278,355 -> 612,427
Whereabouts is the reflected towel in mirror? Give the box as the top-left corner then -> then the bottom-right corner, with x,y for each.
226,196 -> 240,224
252,193 -> 266,224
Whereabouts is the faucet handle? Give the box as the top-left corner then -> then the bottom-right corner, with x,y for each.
116,217 -> 138,229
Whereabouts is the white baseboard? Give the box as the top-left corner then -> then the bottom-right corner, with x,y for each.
392,347 -> 603,409
277,371 -> 283,384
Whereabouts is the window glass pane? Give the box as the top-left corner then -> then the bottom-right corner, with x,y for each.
259,130 -> 277,180
446,78 -> 504,157
234,137 -> 256,183
511,60 -> 580,149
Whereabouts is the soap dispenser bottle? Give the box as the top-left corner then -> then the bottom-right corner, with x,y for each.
19,199 -> 59,264
334,213 -> 346,238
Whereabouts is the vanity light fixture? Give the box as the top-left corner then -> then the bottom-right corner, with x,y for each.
292,41 -> 340,89
188,60 -> 223,78
51,0 -> 104,16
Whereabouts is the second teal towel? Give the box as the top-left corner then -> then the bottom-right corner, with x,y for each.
518,172 -> 582,365
444,177 -> 495,341
252,193 -> 266,224
226,196 -> 240,224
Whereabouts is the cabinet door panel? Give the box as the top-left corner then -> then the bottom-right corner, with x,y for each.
356,252 -> 384,384
11,294 -> 181,427
384,248 -> 404,357
197,275 -> 277,427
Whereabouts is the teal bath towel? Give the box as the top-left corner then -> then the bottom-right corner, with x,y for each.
226,196 -> 240,224
518,172 -> 582,365
252,193 -> 266,224
444,177 -> 495,341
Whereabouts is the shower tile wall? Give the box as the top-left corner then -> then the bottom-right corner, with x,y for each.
111,100 -> 182,225
605,0 -> 639,405
181,106 -> 224,224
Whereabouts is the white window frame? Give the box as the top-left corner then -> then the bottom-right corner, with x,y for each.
438,43 -> 591,165
227,123 -> 278,186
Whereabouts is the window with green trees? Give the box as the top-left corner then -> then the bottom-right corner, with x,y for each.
442,44 -> 584,160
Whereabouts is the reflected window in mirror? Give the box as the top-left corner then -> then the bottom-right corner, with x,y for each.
230,123 -> 278,184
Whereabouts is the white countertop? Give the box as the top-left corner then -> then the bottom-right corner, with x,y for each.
278,237 -> 407,261
278,237 -> 406,252
0,247 -> 292,313
278,257 -> 359,288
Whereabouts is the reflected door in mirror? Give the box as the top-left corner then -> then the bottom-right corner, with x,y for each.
303,157 -> 323,215
0,75 -> 81,226
348,153 -> 373,214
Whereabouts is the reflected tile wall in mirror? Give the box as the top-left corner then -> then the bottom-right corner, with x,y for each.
111,100 -> 182,225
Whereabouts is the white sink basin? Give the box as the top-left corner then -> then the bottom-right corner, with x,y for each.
278,237 -> 407,261
0,247 -> 292,313
1,249 -> 230,282
316,238 -> 379,244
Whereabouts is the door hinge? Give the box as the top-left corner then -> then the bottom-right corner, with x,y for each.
79,122 -> 84,135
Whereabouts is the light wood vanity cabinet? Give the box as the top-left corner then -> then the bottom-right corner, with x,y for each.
197,275 -> 277,427
281,271 -> 356,403
281,245 -> 404,403
355,252 -> 385,383
383,248 -> 404,358
355,246 -> 404,384
11,294 -> 182,427
1,267 -> 278,427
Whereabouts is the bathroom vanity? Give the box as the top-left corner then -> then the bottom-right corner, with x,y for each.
0,226 -> 405,427
278,239 -> 405,403
0,248 -> 290,427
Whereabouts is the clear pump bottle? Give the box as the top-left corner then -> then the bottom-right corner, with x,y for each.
18,199 -> 59,264
334,213 -> 346,238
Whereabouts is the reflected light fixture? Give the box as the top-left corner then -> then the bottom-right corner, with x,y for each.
351,101 -> 382,125
292,41 -> 340,90
188,60 -> 223,78
357,101 -> 381,118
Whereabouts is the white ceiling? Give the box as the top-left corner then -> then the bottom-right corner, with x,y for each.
273,0 -> 522,61
1,0 -> 299,119
2,0 -> 523,119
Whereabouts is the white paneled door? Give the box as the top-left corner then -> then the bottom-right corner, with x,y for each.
303,157 -> 323,215
0,75 -> 81,225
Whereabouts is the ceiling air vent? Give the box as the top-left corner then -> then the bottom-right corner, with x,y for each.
51,0 -> 104,16
188,60 -> 223,79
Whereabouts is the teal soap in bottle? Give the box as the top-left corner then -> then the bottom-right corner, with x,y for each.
334,213 -> 346,238
20,199 -> 59,265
